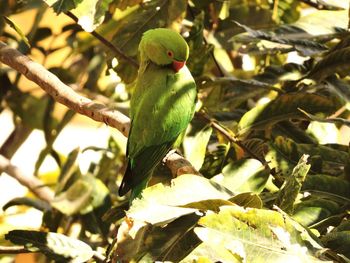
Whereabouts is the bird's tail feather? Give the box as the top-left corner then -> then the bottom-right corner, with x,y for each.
129,177 -> 149,204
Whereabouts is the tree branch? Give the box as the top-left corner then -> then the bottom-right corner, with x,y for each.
0,155 -> 54,202
297,0 -> 342,10
0,245 -> 29,254
0,41 -> 131,137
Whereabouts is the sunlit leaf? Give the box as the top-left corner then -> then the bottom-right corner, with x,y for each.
55,148 -> 81,194
322,231 -> 350,258
212,158 -> 270,194
235,21 -> 327,56
115,214 -> 201,262
8,93 -> 52,130
44,0 -> 113,32
51,174 -> 109,215
323,77 -> 350,107
238,93 -> 337,136
183,124 -> 212,171
276,154 -> 311,214
127,174 -> 233,229
293,198 -> 340,227
303,174 -> 350,198
5,230 -> 94,262
186,206 -> 323,262
3,16 -> 30,48
230,192 -> 263,209
266,136 -> 349,177
3,197 -> 51,212
309,47 -> 350,81
44,0 -> 80,13
113,0 -> 143,11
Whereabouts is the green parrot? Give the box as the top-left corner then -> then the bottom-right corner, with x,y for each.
118,28 -> 197,201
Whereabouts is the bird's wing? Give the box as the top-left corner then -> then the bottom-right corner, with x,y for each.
119,65 -> 197,195
118,140 -> 174,196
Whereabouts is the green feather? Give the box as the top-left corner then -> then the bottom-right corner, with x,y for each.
118,28 -> 197,203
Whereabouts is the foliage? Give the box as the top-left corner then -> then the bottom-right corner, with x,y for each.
1,0 -> 350,262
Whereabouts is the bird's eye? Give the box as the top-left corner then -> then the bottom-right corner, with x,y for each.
167,50 -> 174,58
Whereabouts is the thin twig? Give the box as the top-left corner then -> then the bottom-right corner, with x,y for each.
0,155 -> 55,202
298,0 -> 341,10
65,12 -> 139,68
0,245 -> 29,254
196,111 -> 270,168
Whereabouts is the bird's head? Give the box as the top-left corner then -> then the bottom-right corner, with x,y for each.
139,28 -> 189,73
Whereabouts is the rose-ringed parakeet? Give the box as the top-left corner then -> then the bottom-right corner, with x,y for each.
118,28 -> 197,201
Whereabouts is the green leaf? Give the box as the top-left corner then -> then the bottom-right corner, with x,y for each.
324,77 -> 350,105
3,16 -> 30,48
115,213 -> 201,262
51,174 -> 109,215
200,144 -> 230,178
233,10 -> 348,56
276,154 -> 311,214
51,178 -> 93,215
255,63 -> 306,85
35,108 -> 75,174
71,0 -> 114,32
115,175 -> 233,262
308,46 -> 350,81
43,0 -> 80,13
5,230 -> 93,262
183,124 -> 212,171
185,206 -> 323,262
238,93 -> 337,136
127,174 -> 234,229
186,12 -> 214,77
266,137 -> 349,177
113,0 -> 143,11
322,231 -> 350,258
212,158 -> 270,194
55,148 -> 80,194
44,0 -> 113,32
3,197 -> 51,211
303,174 -> 350,198
235,21 -> 327,56
8,93 -> 51,130
230,192 -> 263,209
293,10 -> 347,35
293,198 -> 340,227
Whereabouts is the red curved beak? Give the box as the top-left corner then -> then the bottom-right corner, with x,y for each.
172,60 -> 186,73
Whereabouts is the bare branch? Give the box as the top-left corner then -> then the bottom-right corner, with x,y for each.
0,245 -> 29,254
0,41 -> 131,137
0,155 -> 54,202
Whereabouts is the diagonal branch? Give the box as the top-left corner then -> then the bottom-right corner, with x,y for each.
0,155 -> 54,202
0,41 -> 131,137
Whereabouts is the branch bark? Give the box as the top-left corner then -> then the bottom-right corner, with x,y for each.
0,245 -> 29,254
0,41 -> 131,137
0,155 -> 54,202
